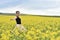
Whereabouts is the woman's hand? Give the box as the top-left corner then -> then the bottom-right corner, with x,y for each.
10,17 -> 16,21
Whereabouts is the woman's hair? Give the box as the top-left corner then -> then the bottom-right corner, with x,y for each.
16,11 -> 20,14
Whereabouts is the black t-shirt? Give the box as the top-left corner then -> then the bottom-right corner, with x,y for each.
16,16 -> 21,24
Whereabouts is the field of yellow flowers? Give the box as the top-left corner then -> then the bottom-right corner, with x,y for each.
0,15 -> 60,40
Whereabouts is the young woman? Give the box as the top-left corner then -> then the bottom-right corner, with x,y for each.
11,11 -> 27,32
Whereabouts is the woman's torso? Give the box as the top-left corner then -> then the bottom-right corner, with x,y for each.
16,16 -> 21,24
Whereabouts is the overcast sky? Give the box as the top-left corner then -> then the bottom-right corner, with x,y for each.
0,0 -> 60,16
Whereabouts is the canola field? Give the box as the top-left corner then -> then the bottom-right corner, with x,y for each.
0,15 -> 60,40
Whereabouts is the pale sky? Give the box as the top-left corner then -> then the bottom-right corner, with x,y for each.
0,0 -> 60,16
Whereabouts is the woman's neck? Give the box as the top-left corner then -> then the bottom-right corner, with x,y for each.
16,16 -> 19,17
